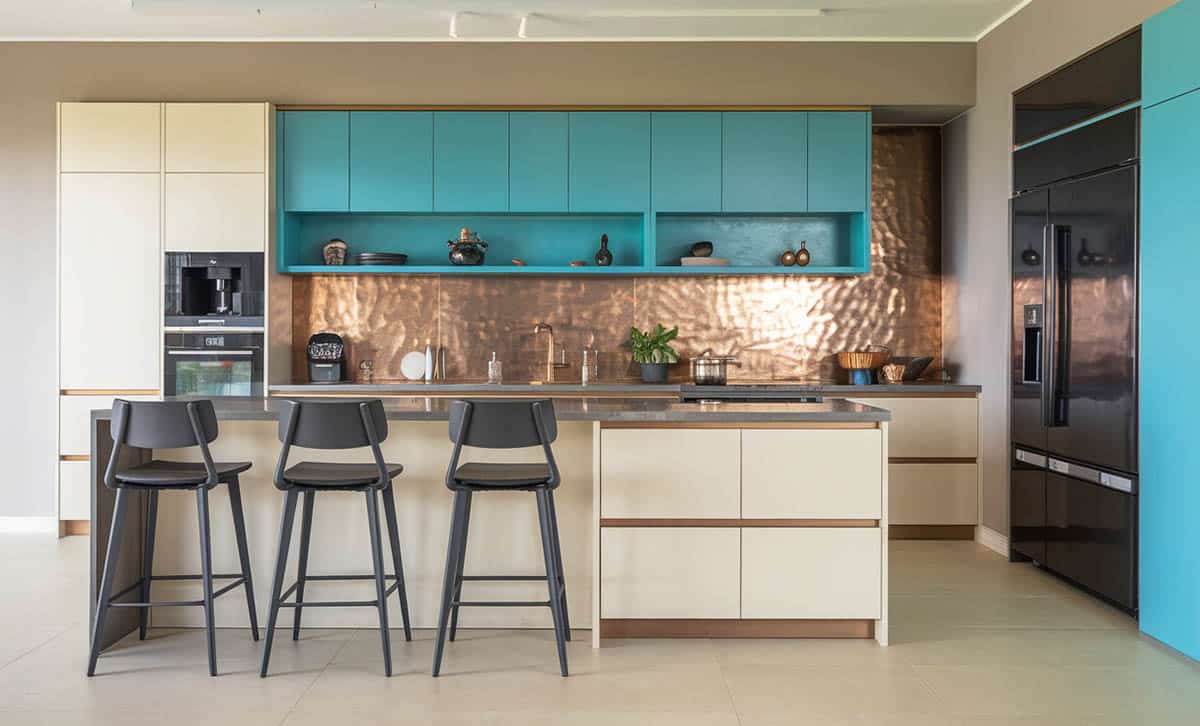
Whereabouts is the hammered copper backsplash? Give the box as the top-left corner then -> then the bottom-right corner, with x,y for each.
291,127 -> 942,383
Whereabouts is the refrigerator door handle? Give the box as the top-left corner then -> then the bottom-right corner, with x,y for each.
1042,223 -> 1058,427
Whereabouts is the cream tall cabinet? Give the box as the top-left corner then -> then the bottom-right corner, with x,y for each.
56,102 -> 270,531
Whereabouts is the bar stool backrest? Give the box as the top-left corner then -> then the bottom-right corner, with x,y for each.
446,399 -> 560,489
106,399 -> 220,488
274,399 -> 390,490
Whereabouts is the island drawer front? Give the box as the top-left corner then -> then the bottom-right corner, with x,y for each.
889,463 -> 979,525
741,429 -> 883,519
741,528 -> 882,619
600,429 -> 740,518
601,527 -> 740,619
60,395 -> 158,456
59,461 -> 91,521
848,397 -> 978,458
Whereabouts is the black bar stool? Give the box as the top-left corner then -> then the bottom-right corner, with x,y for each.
260,399 -> 412,678
88,399 -> 258,677
433,399 -> 570,677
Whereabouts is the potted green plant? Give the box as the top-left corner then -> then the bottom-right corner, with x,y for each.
630,324 -> 679,383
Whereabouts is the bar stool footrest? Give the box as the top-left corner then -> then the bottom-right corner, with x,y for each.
277,577 -> 401,609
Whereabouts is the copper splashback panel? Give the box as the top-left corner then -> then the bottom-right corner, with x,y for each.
291,127 -> 942,383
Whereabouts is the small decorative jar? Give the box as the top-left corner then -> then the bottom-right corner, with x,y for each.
780,249 -> 796,266
323,238 -> 348,266
447,227 -> 488,266
795,240 -> 811,267
595,233 -> 613,266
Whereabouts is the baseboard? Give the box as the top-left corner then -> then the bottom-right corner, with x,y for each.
890,525 -> 975,540
0,516 -> 59,534
975,525 -> 1009,556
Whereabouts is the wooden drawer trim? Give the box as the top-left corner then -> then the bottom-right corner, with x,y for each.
890,456 -> 977,464
60,454 -> 89,462
600,518 -> 878,528
61,389 -> 159,396
600,618 -> 874,639
890,525 -> 975,540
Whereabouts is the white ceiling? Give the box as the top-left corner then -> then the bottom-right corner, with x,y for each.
0,1 -> 1030,42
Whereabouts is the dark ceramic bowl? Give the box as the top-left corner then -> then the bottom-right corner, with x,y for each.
689,241 -> 714,257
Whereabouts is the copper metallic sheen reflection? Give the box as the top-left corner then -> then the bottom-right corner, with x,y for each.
291,127 -> 943,383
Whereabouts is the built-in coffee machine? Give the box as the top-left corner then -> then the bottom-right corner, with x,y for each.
164,252 -> 264,327
164,252 -> 265,397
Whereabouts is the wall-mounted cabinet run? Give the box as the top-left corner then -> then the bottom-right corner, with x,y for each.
277,109 -> 871,275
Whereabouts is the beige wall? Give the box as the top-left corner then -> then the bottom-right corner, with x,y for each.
0,40 -> 974,518
941,0 -> 1172,534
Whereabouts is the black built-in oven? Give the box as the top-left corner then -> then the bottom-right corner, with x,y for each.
165,332 -> 263,398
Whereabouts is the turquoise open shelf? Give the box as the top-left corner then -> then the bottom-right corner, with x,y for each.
275,108 -> 873,276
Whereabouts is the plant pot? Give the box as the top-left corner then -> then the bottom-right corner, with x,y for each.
639,362 -> 669,384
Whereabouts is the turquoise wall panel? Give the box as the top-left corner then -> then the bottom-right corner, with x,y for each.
287,212 -> 643,268
349,111 -> 432,212
1143,0 -> 1200,108
1139,92 -> 1200,661
722,112 -> 807,212
509,112 -> 568,212
651,112 -> 722,211
434,112 -> 509,212
569,112 -> 650,212
654,213 -> 857,268
283,111 -> 349,212
808,112 -> 869,212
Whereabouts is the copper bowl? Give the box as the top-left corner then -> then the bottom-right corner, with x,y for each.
836,346 -> 891,371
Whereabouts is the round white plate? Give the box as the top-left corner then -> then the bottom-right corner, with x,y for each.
400,351 -> 426,381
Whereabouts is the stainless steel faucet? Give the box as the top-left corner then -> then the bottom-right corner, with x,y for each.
533,322 -> 567,383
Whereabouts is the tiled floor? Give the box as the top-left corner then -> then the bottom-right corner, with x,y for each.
1,535 -> 1197,725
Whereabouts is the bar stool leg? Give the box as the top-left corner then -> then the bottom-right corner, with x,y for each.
433,491 -> 467,677
536,489 -> 569,677
260,490 -> 299,678
448,490 -> 473,642
381,483 -> 413,642
228,479 -> 260,641
139,490 -> 159,641
87,488 -> 130,676
292,490 -> 315,641
365,489 -> 393,677
196,488 -> 218,677
546,490 -> 571,640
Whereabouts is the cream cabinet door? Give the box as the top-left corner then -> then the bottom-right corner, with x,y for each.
165,173 -> 266,251
60,103 -> 161,173
741,528 -> 882,619
849,397 -> 978,458
601,527 -> 740,619
59,461 -> 91,520
742,429 -> 882,519
165,103 -> 266,173
59,174 -> 160,390
600,428 -> 740,518
60,394 -> 158,456
889,462 -> 978,525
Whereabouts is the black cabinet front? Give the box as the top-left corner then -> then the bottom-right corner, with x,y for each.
1045,472 -> 1137,611
1010,463 -> 1047,563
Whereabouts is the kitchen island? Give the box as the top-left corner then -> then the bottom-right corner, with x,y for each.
87,396 -> 890,654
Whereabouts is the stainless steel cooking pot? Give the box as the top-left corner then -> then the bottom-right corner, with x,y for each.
691,350 -> 740,385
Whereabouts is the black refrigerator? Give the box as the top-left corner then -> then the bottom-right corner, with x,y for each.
1009,109 -> 1139,613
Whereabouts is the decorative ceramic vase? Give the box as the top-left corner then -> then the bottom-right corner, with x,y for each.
795,240 -> 811,267
595,233 -> 613,266
780,249 -> 796,266
323,238 -> 347,265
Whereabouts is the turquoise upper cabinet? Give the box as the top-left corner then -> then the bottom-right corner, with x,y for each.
1139,90 -> 1200,662
808,112 -> 870,212
434,112 -> 509,212
651,112 -> 722,212
509,112 -> 568,212
722,112 -> 807,212
349,111 -> 432,212
1143,0 -> 1200,108
283,111 -> 349,212
569,112 -> 650,212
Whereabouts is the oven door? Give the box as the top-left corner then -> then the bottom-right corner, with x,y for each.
164,333 -> 263,398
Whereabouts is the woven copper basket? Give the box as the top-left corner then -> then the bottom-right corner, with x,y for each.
836,346 -> 891,371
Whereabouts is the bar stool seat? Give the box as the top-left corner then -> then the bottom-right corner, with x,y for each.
453,462 -> 552,489
115,460 -> 252,487
282,461 -> 405,489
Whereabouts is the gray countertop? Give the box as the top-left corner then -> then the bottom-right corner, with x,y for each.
92,396 -> 890,423
267,381 -> 980,396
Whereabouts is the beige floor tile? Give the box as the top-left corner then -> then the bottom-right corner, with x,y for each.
721,663 -> 942,717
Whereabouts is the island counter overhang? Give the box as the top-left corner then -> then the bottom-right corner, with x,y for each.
88,396 -> 890,654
